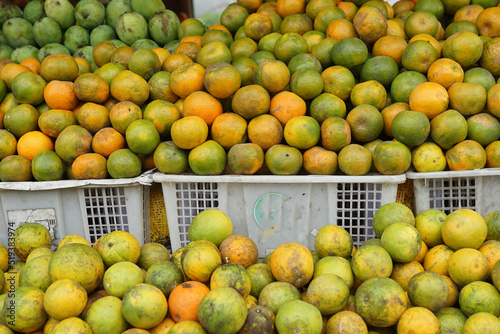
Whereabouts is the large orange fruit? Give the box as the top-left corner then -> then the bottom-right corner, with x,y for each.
39,54 -> 79,82
270,242 -> 314,289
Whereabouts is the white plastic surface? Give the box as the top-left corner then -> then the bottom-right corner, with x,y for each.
153,173 -> 406,257
0,172 -> 153,248
406,168 -> 500,215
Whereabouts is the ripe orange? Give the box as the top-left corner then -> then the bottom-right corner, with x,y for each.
265,144 -> 303,175
353,5 -> 388,43
232,84 -> 270,120
247,114 -> 284,151
210,112 -> 248,150
77,102 -> 111,133
17,131 -> 54,162
338,144 -> 372,176
269,91 -> 307,125
92,40 -> 117,68
373,140 -> 412,175
74,73 -> 110,104
449,82 -> 487,117
346,104 -> 384,142
39,54 -> 79,82
91,127 -> 126,158
303,146 -> 338,175
183,91 -> 223,127
109,101 -> 143,135
44,80 -> 79,110
203,62 -> 241,99
321,116 -> 351,152
409,82 -> 449,120
446,140 -> 487,171
169,62 -> 205,99
170,116 -> 208,150
372,35 -> 408,67
110,70 -> 149,106
72,153 -> 108,180
283,115 -> 320,150
227,143 -> 264,175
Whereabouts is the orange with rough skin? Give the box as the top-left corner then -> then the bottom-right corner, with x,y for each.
180,35 -> 203,47
74,73 -> 110,104
476,7 -> 500,37
75,57 -> 91,76
270,242 -> 314,289
244,12 -> 273,41
353,5 -> 388,44
338,144 -> 372,176
346,104 -> 384,143
486,141 -> 500,168
232,84 -> 270,120
39,54 -> 79,82
77,102 -> 111,133
38,109 -> 77,138
397,307 -> 441,334
151,47 -> 171,65
269,91 -> 306,126
110,45 -> 136,68
303,146 -> 338,175
173,41 -> 201,61
0,63 -> 31,89
448,82 -> 487,117
409,33 -> 442,58
409,82 -> 449,120
381,102 -> 411,138
168,281 -> 210,323
110,70 -> 150,106
44,80 -> 79,110
226,143 -> 264,175
385,19 -> 406,39
321,116 -> 351,152
161,53 -> 193,73
71,153 -> 108,180
91,127 -> 126,158
92,40 -> 117,68
170,115 -> 209,150
454,4 -> 484,24
183,91 -> 223,127
17,131 -> 54,162
109,101 -> 142,135
210,112 -> 248,150
427,58 -> 464,90
219,235 -> 259,268
247,114 -> 283,151
169,62 -> 205,99
276,0 -> 306,18
326,19 -> 357,40
373,140 -> 412,175
442,31 -> 483,69
372,35 -> 407,67
350,80 -> 387,111
280,13 -> 313,35
337,1 -> 358,21
20,58 -> 41,74
203,62 -> 241,99
446,140 -> 487,171
143,100 -> 181,139
253,59 -> 290,94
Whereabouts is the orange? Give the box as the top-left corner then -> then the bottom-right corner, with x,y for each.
0,155 -> 32,182
92,40 -> 117,68
448,82 -> 487,117
188,139 -> 227,175
4,104 -> 40,138
254,59 -> 290,94
381,102 -> 411,137
247,114 -> 284,151
180,35 -> 203,47
337,2 -> 358,21
109,101 -> 143,135
350,80 -> 387,110
309,93 -> 346,124
353,5 -> 388,43
303,146 -> 338,175
39,54 -> 79,82
196,41 -> 232,68
227,143 -> 264,175
424,244 -> 453,275
442,31 -> 483,69
143,100 -> 181,139
210,112 -> 248,150
270,242 -> 313,288
448,248 -> 489,286
273,32 -> 309,64
409,82 -> 449,119
401,40 -> 439,74
93,62 -> 126,86
71,153 -> 108,180
464,67 -> 496,92
75,57 -> 91,76
106,148 -> 142,179
391,71 -> 428,104
338,144 -> 372,176
476,7 -> 500,37
321,116 -> 351,152
269,91 -> 307,125
38,109 -> 77,138
479,37 -> 500,77
280,13 -> 313,35
283,115 -> 320,150
427,58 -> 464,90
110,70 -> 149,106
231,84 -> 270,120
454,4 -> 484,24
91,127 -> 126,158
74,73 -> 109,104
178,18 -> 206,40
373,140 -> 412,175
43,80 -> 79,110
230,36 -> 259,61
20,58 -> 41,74
127,48 -> 162,81
170,116 -> 209,150
221,4 -> 250,35
390,261 -> 425,291
151,47 -> 170,65
265,144 -> 303,175
430,109 -> 468,150
463,311 -> 500,332
446,139 -> 487,171
183,91 -> 223,126
359,55 -> 399,87
346,104 -> 384,142
173,41 -> 201,61
325,18 -> 357,40
486,141 -> 500,168
148,71 -> 179,103
17,131 -> 54,162
321,65 -> 355,101
0,62 -> 31,89
391,110 -> 431,147
77,102 -> 111,133
445,20 -> 479,39
0,129 -> 17,160
409,33 -> 442,58
412,142 -> 447,173
244,13 -> 273,41
372,35 -> 407,67
290,68 -> 324,100
161,53 -> 193,73
397,307 -> 441,334
169,62 -> 205,99
110,45 -> 136,68
168,281 -> 210,323
125,119 -> 160,156
302,30 -> 326,52
10,71 -> 46,106
203,62 -> 241,99
276,0 -> 307,18
331,36 -> 368,70
404,10 -> 440,39
260,10 -> 283,33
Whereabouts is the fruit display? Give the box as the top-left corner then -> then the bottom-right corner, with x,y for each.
0,0 -> 498,180
0,204 -> 500,333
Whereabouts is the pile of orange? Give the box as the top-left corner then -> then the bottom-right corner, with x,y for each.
0,0 -> 499,180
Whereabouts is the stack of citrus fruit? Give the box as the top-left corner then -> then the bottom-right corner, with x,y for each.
2,204 -> 500,333
0,0 -> 499,180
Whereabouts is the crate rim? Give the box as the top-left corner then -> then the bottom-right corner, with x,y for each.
0,170 -> 154,191
152,172 -> 406,184
406,168 -> 500,180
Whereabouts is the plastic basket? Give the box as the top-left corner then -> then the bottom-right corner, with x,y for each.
0,172 -> 153,249
153,173 -> 406,257
406,168 -> 500,216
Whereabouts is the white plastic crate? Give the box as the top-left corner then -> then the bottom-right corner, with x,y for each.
406,168 -> 500,216
153,173 -> 406,257
0,172 -> 153,249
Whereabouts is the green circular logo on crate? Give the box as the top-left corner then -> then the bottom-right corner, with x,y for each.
253,192 -> 288,230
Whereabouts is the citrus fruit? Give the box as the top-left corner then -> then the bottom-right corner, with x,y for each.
392,110 -> 430,147
372,202 -> 416,238
264,144 -> 303,175
351,244 -> 393,282
372,140 -> 412,175
448,248 -> 489,287
102,261 -> 144,298
44,279 -> 87,321
121,284 -> 168,329
306,274 -> 350,316
270,242 -> 314,289
188,139 -> 227,175
338,144 -> 372,176
397,306 -> 441,334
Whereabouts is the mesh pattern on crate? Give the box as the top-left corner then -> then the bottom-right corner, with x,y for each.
82,187 -> 130,243
427,177 -> 476,214
336,183 -> 381,247
175,182 -> 219,247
